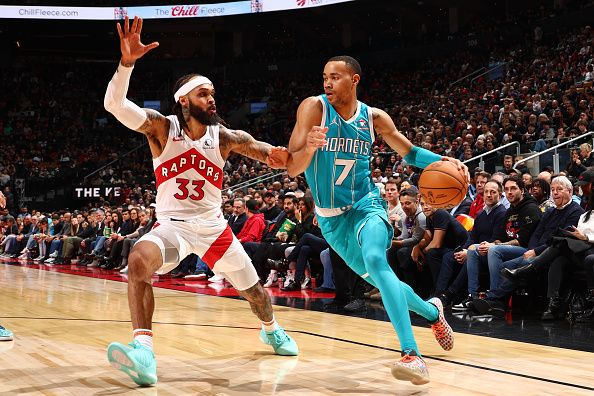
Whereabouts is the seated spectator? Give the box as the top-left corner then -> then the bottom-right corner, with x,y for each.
46,216 -> 78,265
32,216 -> 50,261
522,173 -> 533,192
0,216 -> 18,256
471,176 -> 584,317
260,191 -> 281,221
101,208 -> 140,269
502,155 -> 514,175
440,179 -> 507,309
243,195 -> 298,281
580,143 -> 594,168
491,172 -> 511,209
89,212 -> 121,267
531,178 -> 556,212
228,199 -> 247,235
117,209 -> 154,273
236,199 -> 266,243
418,197 -> 469,297
78,209 -> 106,265
469,171 -> 491,219
3,214 -> 32,258
59,215 -> 96,265
222,200 -> 234,220
18,215 -> 41,260
313,248 -> 335,293
465,176 -> 541,300
388,188 -> 427,292
44,212 -> 72,264
449,196 -> 472,217
280,216 -> 327,291
385,180 -> 406,232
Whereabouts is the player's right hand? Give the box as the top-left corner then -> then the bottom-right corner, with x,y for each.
117,16 -> 159,65
305,126 -> 328,153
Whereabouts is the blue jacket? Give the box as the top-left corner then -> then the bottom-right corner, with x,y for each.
464,203 -> 507,248
528,201 -> 584,254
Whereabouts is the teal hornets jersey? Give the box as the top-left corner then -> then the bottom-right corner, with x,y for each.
304,94 -> 378,209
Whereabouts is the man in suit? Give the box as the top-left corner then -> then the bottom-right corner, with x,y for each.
228,198 -> 247,235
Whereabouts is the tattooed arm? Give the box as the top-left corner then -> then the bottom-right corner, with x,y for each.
135,109 -> 170,155
219,126 -> 288,169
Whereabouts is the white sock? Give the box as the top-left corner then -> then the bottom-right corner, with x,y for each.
133,328 -> 153,350
262,316 -> 280,332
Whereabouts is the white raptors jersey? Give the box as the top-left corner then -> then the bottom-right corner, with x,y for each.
153,115 -> 225,220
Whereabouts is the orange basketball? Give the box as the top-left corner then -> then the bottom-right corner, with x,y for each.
418,161 -> 468,209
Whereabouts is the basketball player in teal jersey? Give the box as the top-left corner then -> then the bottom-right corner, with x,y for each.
0,191 -> 15,342
286,56 -> 468,385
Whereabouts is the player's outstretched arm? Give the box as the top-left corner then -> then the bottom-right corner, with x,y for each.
372,108 -> 470,183
104,16 -> 169,143
220,127 -> 288,169
286,97 -> 325,177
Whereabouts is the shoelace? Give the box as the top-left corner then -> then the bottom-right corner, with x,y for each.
128,340 -> 143,349
400,354 -> 416,364
432,321 -> 448,338
270,330 -> 289,345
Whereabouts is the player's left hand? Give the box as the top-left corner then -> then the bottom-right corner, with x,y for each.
440,157 -> 470,184
267,146 -> 290,169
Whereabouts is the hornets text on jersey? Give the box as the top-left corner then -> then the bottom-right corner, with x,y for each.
305,94 -> 378,211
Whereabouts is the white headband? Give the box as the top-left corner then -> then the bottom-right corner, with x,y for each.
173,76 -> 213,103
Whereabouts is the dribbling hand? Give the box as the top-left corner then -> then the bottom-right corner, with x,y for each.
440,157 -> 470,185
306,126 -> 328,154
117,16 -> 159,65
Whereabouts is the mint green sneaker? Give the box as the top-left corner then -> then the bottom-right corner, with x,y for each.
107,340 -> 157,386
259,327 -> 299,356
0,326 -> 13,341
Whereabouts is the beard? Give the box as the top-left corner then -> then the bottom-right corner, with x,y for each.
189,102 -> 222,126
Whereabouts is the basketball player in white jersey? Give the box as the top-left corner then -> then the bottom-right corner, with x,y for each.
103,16 -> 297,386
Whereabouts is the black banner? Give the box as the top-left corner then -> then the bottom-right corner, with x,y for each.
74,186 -> 121,199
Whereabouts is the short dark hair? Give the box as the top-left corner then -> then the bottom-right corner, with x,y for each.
486,179 -> 503,193
245,199 -> 260,213
327,55 -> 362,76
503,175 -> 525,191
400,188 -> 418,200
531,178 -> 550,198
476,171 -> 492,180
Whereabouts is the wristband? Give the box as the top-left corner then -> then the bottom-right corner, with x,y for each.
403,146 -> 442,169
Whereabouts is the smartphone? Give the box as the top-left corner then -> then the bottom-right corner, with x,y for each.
454,245 -> 464,253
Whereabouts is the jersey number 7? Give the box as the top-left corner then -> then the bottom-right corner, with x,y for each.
334,159 -> 355,185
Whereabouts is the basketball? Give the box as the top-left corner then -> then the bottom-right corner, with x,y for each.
418,161 -> 467,209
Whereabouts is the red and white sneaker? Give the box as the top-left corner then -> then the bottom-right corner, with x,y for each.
391,352 -> 429,385
429,297 -> 454,351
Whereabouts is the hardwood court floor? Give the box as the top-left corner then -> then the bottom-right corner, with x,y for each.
0,263 -> 593,395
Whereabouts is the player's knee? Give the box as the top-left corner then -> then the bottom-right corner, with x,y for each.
128,246 -> 159,280
362,249 -> 386,269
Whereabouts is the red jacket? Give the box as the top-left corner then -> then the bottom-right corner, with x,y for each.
469,193 -> 484,219
237,213 -> 266,243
